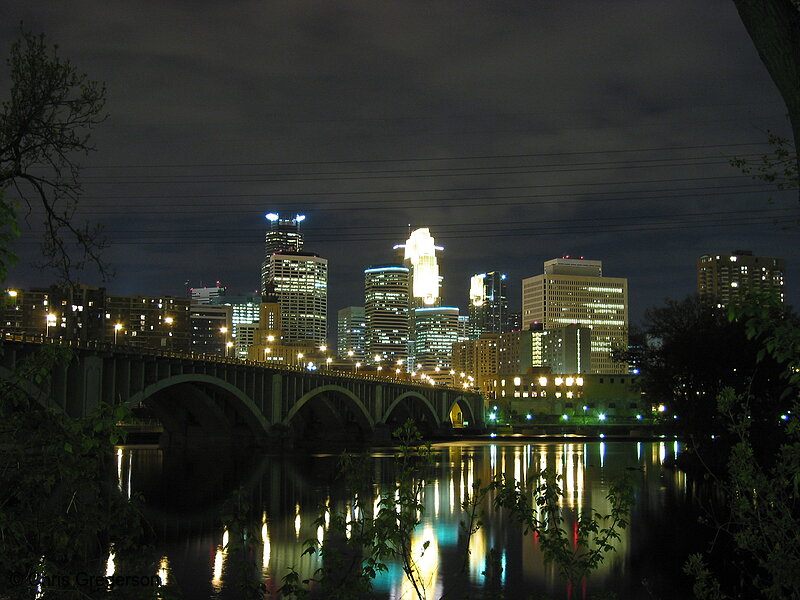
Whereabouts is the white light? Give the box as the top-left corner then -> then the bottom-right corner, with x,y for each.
265,213 -> 279,221
295,214 -> 306,222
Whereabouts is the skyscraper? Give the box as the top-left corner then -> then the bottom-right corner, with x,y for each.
468,271 -> 509,338
260,213 -> 305,294
364,265 -> 410,364
697,250 -> 786,305
394,228 -> 443,308
337,306 -> 366,359
522,257 -> 628,374
411,306 -> 459,378
269,250 -> 327,346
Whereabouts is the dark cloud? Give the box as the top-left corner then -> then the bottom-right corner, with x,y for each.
1,0 -> 796,330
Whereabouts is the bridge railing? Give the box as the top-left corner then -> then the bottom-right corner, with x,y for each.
1,332 -> 481,394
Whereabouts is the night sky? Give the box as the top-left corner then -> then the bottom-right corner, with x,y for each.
2,1 -> 798,327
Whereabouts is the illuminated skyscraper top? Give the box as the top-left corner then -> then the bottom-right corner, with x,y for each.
393,227 -> 443,306
261,213 -> 305,293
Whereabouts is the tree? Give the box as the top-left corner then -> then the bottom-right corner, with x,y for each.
0,29 -> 108,282
732,1 -> 800,199
630,295 -> 789,464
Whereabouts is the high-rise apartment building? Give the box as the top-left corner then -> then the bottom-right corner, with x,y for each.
106,294 -> 191,351
269,250 -> 327,346
260,213 -> 305,294
522,257 -> 628,374
337,306 -> 366,359
468,271 -> 509,338
190,304 -> 233,356
451,333 -> 500,390
364,265 -> 410,364
697,250 -> 786,305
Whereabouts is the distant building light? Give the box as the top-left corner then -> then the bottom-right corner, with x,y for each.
265,213 -> 279,221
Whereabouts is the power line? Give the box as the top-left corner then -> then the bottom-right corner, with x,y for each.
76,141 -> 773,170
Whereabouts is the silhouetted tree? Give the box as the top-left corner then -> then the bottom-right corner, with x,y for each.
0,29 -> 108,281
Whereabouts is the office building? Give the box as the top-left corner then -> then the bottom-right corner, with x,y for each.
190,284 -> 226,305
337,306 -> 366,360
211,292 -> 262,357
468,271 -> 509,337
697,250 -> 786,305
522,257 -> 628,374
411,306 -> 459,378
260,213 -> 305,293
394,228 -> 443,308
364,265 -> 410,364
269,251 -> 327,346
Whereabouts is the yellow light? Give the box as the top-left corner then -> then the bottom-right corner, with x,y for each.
113,323 -> 122,331
267,335 -> 275,342
297,353 -> 304,359
566,377 -> 574,386
374,354 -> 382,362
513,377 -> 521,386
326,357 -> 332,363
226,342 -> 233,348
538,376 -> 548,386
320,345 -> 327,352
220,327 -> 228,334
7,290 -> 17,297
164,316 -> 173,324
555,377 -> 564,386
347,350 -> 354,357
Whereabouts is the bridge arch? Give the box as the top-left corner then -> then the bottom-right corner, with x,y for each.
448,395 -> 479,427
284,384 -> 375,446
285,384 -> 374,427
383,391 -> 440,433
128,374 -> 271,438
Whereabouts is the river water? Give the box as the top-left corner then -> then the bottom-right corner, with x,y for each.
116,439 -> 708,599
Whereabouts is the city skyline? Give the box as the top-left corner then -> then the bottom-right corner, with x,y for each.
1,2 -> 798,326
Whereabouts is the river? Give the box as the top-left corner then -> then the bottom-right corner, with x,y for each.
115,438 -> 709,599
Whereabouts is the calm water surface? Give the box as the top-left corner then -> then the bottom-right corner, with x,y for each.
117,440 -> 707,599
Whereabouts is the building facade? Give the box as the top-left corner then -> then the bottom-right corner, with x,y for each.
468,271 -> 509,338
337,306 -> 366,360
451,333 -> 500,390
364,265 -> 410,364
189,304 -> 233,356
697,250 -> 786,305
522,258 -> 628,374
269,251 -> 328,346
260,213 -> 305,294
411,306 -> 459,378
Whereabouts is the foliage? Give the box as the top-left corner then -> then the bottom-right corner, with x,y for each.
685,296 -> 800,600
0,28 -> 108,282
730,132 -> 798,192
0,345 -> 160,599
488,470 -> 632,584
277,420 -> 434,599
626,294 -> 788,461
277,420 -> 632,599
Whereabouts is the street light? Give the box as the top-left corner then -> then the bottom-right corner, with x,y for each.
355,361 -> 361,373
226,341 -> 234,358
297,352 -> 304,366
164,317 -> 174,350
264,347 -> 272,362
326,357 -> 332,370
113,323 -> 123,344
220,326 -> 229,356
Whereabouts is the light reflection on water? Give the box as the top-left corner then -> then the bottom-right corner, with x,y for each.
117,440 -> 694,599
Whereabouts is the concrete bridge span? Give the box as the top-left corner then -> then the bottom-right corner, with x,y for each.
0,336 -> 485,447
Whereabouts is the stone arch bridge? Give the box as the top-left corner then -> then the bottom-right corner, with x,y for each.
0,336 -> 485,447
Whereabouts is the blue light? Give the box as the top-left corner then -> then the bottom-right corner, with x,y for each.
488,413 -> 497,421
632,368 -> 640,374
490,433 -> 497,438
598,414 -> 606,421
526,414 -> 533,420
781,414 -> 789,421
364,266 -> 409,273
636,414 -> 643,420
